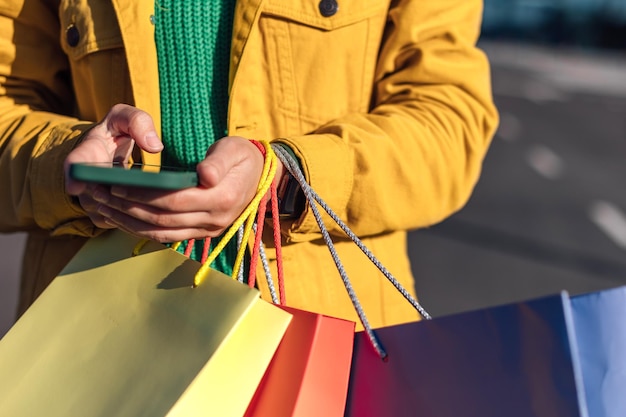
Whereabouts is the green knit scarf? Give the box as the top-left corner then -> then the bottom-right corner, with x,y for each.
154,0 -> 238,275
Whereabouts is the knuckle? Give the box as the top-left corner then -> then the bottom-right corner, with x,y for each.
152,213 -> 173,228
212,213 -> 234,233
109,103 -> 128,114
153,235 -> 170,244
143,231 -> 168,243
219,188 -> 239,208
129,110 -> 150,126
206,227 -> 227,238
167,191 -> 187,208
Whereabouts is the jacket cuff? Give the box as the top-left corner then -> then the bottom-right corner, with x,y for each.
273,134 -> 353,242
30,122 -> 99,236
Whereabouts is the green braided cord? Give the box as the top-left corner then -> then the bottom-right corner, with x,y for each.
154,0 -> 238,274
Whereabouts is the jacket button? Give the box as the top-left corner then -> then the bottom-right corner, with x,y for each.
66,24 -> 80,47
318,0 -> 338,17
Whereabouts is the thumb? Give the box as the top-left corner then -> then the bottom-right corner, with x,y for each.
196,150 -> 230,188
196,138 -> 251,188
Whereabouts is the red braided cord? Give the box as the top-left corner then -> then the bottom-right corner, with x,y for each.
184,239 -> 195,257
270,177 -> 285,305
247,139 -> 269,289
249,139 -> 266,156
200,237 -> 211,264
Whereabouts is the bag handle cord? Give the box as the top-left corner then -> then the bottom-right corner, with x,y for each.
271,144 -> 432,359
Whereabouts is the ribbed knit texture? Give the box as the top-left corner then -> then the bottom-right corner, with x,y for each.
154,0 -> 238,274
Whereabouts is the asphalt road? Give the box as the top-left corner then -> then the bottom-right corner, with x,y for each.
1,41 -> 626,336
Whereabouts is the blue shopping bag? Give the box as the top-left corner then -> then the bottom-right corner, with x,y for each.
572,286 -> 626,417
345,286 -> 626,417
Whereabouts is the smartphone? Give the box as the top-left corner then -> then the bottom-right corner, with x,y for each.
69,162 -> 198,190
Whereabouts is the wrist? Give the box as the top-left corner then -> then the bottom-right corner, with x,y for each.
272,144 -> 305,219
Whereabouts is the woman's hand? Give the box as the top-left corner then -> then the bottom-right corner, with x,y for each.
65,103 -> 283,242
89,135 -> 268,242
64,104 -> 164,230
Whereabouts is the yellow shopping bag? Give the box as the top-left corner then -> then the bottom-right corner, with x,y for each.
0,230 -> 292,417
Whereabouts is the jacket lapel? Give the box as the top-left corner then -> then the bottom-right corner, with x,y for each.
230,0 -> 266,89
111,0 -> 161,165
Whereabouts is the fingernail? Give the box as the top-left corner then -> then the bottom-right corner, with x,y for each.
145,132 -> 163,151
97,205 -> 112,217
103,218 -> 117,227
111,187 -> 127,198
93,189 -> 107,203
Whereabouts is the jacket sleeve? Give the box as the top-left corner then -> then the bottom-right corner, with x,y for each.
276,0 -> 499,242
0,2 -> 96,236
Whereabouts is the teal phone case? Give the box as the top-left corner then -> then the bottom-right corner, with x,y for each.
69,163 -> 198,190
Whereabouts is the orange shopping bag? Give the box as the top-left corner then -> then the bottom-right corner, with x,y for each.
244,305 -> 354,417
242,154 -> 355,417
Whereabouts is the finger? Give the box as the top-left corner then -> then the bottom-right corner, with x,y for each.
78,193 -> 116,229
98,209 -> 219,243
105,186 -> 211,212
66,177 -> 87,196
94,193 -> 231,233
106,183 -> 242,216
105,104 -> 163,153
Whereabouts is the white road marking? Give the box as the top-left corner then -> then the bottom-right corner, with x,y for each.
526,145 -> 564,179
589,201 -> 626,250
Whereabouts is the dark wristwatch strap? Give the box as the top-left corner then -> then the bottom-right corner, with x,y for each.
273,143 -> 306,219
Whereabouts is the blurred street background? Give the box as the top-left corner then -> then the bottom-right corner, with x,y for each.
411,0 -> 626,316
2,0 -> 626,336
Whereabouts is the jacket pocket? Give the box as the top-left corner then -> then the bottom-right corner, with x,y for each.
59,0 -> 123,59
58,1 -> 131,121
260,0 -> 389,129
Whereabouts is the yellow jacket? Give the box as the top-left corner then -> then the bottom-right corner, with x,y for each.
0,0 -> 497,327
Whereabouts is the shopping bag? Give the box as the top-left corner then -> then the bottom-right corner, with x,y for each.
244,306 -> 355,417
346,292 -> 587,417
242,163 -> 356,417
345,286 -> 626,417
571,286 -> 626,417
0,230 -> 292,417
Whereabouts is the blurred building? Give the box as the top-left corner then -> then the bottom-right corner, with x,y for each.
482,0 -> 626,49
